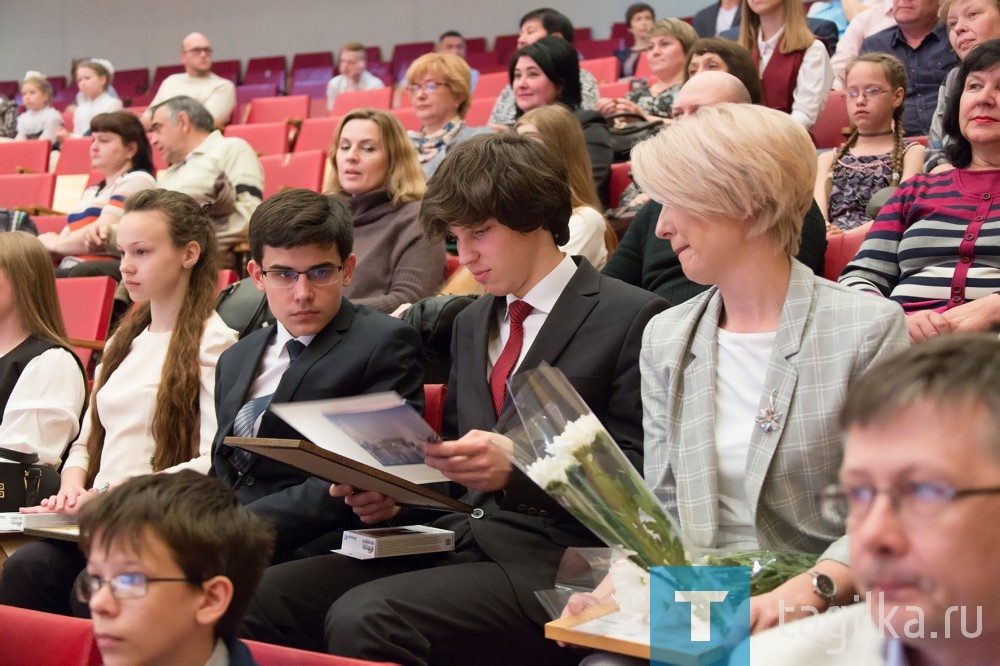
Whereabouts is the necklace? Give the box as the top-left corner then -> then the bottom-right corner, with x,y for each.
857,129 -> 893,137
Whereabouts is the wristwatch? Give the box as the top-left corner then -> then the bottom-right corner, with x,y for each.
809,571 -> 837,604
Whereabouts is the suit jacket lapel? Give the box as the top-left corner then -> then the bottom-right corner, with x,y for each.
744,263 -> 811,516
223,327 -> 274,429
496,259 -> 599,426
675,290 -> 724,549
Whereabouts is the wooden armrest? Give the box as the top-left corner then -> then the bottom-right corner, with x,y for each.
67,338 -> 106,351
16,206 -> 66,216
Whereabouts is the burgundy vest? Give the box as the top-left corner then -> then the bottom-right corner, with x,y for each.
753,45 -> 807,115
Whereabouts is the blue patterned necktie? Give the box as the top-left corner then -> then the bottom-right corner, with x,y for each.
227,339 -> 306,472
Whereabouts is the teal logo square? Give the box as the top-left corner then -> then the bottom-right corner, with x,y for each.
650,566 -> 751,666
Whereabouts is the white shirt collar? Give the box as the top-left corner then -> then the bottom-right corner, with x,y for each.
504,254 -> 576,316
757,26 -> 785,58
274,322 -> 316,357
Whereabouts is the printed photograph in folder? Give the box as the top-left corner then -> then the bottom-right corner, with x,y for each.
270,392 -> 445,485
226,437 -> 474,513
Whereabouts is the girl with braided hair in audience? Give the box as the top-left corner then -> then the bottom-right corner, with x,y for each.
0,189 -> 237,616
815,53 -> 925,234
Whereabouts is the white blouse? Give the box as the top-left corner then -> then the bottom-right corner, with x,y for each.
0,347 -> 86,468
561,206 -> 609,270
63,312 -> 237,486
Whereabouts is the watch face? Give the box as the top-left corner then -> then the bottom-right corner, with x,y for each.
815,573 -> 836,598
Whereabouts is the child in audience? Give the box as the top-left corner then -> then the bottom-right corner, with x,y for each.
0,232 -> 87,473
737,0 -> 834,129
57,59 -> 123,140
0,189 -> 237,615
12,72 -> 63,142
816,53 -> 924,233
77,471 -> 274,666
516,104 -> 617,269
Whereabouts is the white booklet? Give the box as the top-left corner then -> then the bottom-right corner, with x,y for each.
0,512 -> 76,533
270,392 -> 446,485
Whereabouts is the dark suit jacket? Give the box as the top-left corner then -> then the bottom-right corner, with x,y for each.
720,17 -> 840,55
693,1 -> 742,38
210,298 -> 425,561
431,259 -> 669,625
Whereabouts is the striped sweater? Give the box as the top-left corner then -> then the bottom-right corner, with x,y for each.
838,169 -> 1000,313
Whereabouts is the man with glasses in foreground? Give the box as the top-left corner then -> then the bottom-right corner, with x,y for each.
143,32 -> 237,129
748,333 -> 1000,664
209,189 -> 424,564
78,470 -> 274,665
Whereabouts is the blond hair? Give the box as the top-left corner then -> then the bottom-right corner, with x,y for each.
632,103 -> 814,257
324,109 -> 426,205
647,18 -> 699,54
405,53 -> 473,118
739,0 -> 816,55
0,232 -> 70,347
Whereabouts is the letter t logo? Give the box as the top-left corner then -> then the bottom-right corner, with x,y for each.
674,591 -> 729,641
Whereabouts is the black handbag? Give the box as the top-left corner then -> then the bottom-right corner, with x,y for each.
0,447 -> 60,511
215,277 -> 275,339
607,113 -> 665,163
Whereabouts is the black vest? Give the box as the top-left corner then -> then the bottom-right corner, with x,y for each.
0,336 -> 86,422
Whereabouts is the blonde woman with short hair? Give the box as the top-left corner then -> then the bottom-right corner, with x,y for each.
403,53 -> 490,179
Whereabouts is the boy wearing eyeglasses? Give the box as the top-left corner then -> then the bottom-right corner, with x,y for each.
77,470 -> 273,666
209,189 -> 424,563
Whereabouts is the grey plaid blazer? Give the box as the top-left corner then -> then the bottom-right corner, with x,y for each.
640,260 -> 908,563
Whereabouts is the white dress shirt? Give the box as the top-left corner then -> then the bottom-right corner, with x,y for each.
758,27 -> 834,129
242,323 -> 316,436
488,254 -> 577,377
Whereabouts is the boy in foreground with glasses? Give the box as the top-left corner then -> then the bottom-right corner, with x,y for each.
748,333 -> 1000,663
77,470 -> 274,666
209,189 -> 424,563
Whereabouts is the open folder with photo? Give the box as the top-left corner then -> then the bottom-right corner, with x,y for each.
227,392 -> 472,513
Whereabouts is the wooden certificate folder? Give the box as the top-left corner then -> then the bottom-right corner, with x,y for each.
226,437 -> 473,513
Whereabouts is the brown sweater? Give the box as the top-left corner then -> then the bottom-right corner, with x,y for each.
342,188 -> 446,314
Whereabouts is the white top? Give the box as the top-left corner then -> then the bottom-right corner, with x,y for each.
713,328 -> 774,551
243,323 -> 315,436
488,254 -> 577,377
561,206 -> 608,270
0,347 -> 86,468
326,71 -> 385,111
63,312 -> 237,486
757,28 -> 834,129
149,72 -> 237,126
15,106 -> 63,142
717,5 -> 739,34
832,0 -> 897,89
71,92 -> 123,136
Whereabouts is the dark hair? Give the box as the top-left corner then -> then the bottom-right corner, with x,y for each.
89,111 -> 155,176
520,8 -> 575,43
249,189 -> 353,263
944,38 -> 1000,169
509,35 -> 582,117
78,471 -> 275,639
626,3 -> 655,23
85,189 -> 218,483
439,30 -> 464,42
685,38 -> 764,105
420,133 -> 571,245
151,95 -> 215,133
840,334 -> 1000,451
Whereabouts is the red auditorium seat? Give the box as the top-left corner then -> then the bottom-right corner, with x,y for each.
390,41 -> 436,81
260,150 -> 326,198
295,117 -> 340,153
0,173 -> 57,209
423,384 -> 447,434
293,51 -> 335,72
580,57 -> 620,84
598,81 -> 630,99
330,88 -> 392,116
0,139 -> 51,174
577,39 -> 618,60
824,227 -> 868,282
54,137 -> 94,175
225,122 -> 291,156
151,64 -> 184,90
473,71 -> 509,99
56,276 -> 117,375
812,90 -> 850,150
245,56 -> 288,92
213,59 -> 243,85
390,107 -> 422,132
245,95 -> 310,125
609,162 -> 632,209
465,97 -> 496,127
465,37 -> 487,53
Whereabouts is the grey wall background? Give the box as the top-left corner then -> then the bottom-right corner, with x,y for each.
0,0 -> 713,82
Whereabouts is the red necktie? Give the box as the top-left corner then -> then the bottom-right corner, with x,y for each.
489,300 -> 533,415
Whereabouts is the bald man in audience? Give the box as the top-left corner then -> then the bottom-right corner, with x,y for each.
143,32 -> 237,129
602,71 -> 827,305
746,333 -> 1000,664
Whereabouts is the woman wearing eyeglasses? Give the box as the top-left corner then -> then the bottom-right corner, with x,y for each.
840,39 -> 1000,343
0,189 -> 237,615
326,109 -> 445,315
403,54 -> 490,179
815,53 -> 924,234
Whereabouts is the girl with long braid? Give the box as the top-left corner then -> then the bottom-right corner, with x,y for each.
815,53 -> 925,234
0,190 -> 237,615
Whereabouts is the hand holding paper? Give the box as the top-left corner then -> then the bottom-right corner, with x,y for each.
424,430 -> 513,492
